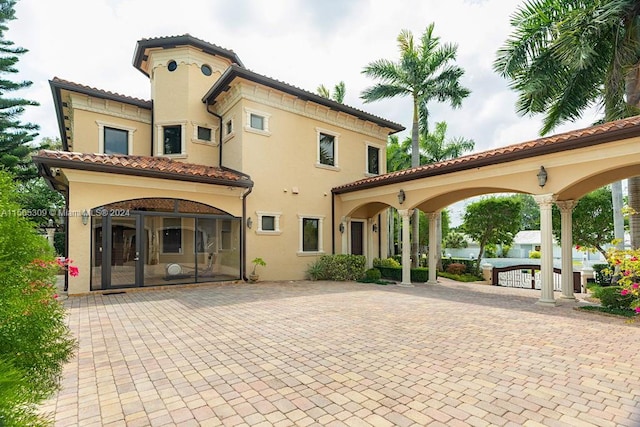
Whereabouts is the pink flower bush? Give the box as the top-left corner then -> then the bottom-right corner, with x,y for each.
606,247 -> 640,316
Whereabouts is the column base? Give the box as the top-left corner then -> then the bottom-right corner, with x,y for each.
560,294 -> 576,300
536,298 -> 557,307
427,280 -> 438,285
398,282 -> 414,287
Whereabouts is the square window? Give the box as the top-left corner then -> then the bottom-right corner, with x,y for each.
261,215 -> 275,231
197,126 -> 212,141
250,114 -> 264,130
302,218 -> 319,252
163,125 -> 182,154
319,133 -> 335,166
104,127 -> 128,155
225,120 -> 233,135
367,146 -> 380,174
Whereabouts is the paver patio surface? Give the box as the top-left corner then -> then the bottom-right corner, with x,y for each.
41,280 -> 640,426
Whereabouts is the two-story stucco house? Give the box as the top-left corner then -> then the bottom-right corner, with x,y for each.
33,35 -> 403,295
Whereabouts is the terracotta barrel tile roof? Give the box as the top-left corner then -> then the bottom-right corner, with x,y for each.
33,150 -> 253,188
333,115 -> 640,194
50,77 -> 152,109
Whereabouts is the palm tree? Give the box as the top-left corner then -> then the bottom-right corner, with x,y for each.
494,0 -> 640,248
362,24 -> 470,266
317,81 -> 346,103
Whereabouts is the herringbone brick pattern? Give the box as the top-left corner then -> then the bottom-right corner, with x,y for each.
41,280 -> 640,426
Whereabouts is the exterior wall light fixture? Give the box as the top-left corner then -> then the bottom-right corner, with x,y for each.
339,223 -> 345,233
537,166 -> 548,187
247,217 -> 253,229
372,223 -> 378,233
81,210 -> 89,225
397,189 -> 406,204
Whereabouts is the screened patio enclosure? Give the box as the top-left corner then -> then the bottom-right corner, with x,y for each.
90,198 -> 241,290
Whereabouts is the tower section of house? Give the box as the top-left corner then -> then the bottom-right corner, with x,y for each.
133,35 -> 244,166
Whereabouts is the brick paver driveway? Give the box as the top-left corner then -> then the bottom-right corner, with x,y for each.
42,280 -> 640,426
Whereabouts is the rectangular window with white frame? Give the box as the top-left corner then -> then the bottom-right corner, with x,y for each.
244,107 -> 271,136
298,214 -> 325,255
366,144 -> 381,175
96,120 -> 136,155
157,122 -> 186,156
256,211 -> 281,235
316,128 -> 339,170
192,122 -> 217,145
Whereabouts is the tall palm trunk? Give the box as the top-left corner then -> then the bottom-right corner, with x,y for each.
411,101 -> 420,268
627,64 -> 640,249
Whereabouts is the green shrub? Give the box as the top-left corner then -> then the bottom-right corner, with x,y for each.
438,271 -> 483,282
592,263 -> 613,286
306,260 -> 322,281
0,171 -> 76,426
441,258 -> 477,273
376,266 -> 430,282
313,254 -> 366,281
53,231 -> 65,256
364,268 -> 382,281
373,257 -> 401,268
598,286 -> 635,310
446,263 -> 466,275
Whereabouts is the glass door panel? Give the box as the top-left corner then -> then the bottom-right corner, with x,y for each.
109,217 -> 138,287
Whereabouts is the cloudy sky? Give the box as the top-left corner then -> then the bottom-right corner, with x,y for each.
11,0 -> 601,153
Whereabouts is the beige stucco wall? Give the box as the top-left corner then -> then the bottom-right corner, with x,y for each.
216,93 -> 391,280
64,169 -> 244,295
149,46 -> 230,167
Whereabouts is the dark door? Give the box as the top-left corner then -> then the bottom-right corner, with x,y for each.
351,222 -> 364,255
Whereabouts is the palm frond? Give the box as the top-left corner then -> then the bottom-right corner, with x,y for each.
361,84 -> 410,103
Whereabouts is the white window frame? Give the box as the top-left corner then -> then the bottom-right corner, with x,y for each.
256,211 -> 282,235
365,141 -> 383,176
297,214 -> 325,256
192,122 -> 218,145
222,116 -> 235,143
156,121 -> 187,157
96,120 -> 136,155
315,127 -> 340,171
244,107 -> 271,136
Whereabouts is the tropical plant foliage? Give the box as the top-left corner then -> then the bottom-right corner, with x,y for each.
317,81 -> 346,103
363,23 -> 470,266
494,0 -> 640,248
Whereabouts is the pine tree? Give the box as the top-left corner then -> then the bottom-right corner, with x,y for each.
0,0 -> 39,181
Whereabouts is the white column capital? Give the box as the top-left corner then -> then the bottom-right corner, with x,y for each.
427,211 -> 439,221
555,200 -> 577,212
398,209 -> 414,218
534,194 -> 557,208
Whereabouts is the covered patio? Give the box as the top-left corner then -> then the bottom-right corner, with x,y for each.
333,116 -> 640,306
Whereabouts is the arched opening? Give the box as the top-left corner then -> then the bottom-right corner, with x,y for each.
91,198 -> 241,290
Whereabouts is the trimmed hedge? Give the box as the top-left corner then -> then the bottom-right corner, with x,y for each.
312,254 -> 366,281
376,266 -> 430,282
598,286 -> 635,310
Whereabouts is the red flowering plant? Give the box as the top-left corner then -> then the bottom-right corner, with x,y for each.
605,246 -> 640,315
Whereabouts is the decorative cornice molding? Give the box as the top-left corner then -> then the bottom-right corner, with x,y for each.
70,93 -> 152,124
213,82 -> 389,140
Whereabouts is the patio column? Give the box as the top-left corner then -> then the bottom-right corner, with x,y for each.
367,217 -> 375,268
556,200 -> 577,299
398,209 -> 413,287
534,194 -> 557,306
428,212 -> 438,284
341,216 -> 348,254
